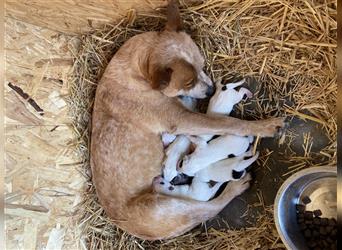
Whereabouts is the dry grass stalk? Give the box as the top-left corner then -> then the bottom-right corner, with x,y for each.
68,0 -> 336,249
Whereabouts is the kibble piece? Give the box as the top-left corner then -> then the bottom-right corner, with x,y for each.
321,218 -> 329,226
304,211 -> 314,219
326,226 -> 333,233
313,209 -> 322,217
298,213 -> 305,219
308,241 -> 317,248
304,229 -> 312,238
312,230 -> 319,237
299,223 -> 307,231
302,196 -> 311,204
313,217 -> 321,225
328,218 -> 336,226
322,240 -> 328,247
305,219 -> 313,225
319,227 -> 327,235
296,204 -> 306,213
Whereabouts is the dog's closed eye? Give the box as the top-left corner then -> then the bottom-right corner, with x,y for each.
184,79 -> 195,90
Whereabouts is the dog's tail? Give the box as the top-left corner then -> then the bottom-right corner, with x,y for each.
165,0 -> 183,32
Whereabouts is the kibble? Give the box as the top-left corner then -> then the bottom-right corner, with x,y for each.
304,229 -> 312,238
296,204 -> 306,213
313,209 -> 322,217
304,211 -> 313,219
302,196 -> 311,204
313,217 -> 320,225
308,241 -> 317,248
321,218 -> 329,226
299,223 -> 307,230
328,218 -> 336,226
319,227 -> 327,235
295,202 -> 336,250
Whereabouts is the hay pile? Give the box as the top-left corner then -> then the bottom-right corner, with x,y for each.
69,0 -> 336,249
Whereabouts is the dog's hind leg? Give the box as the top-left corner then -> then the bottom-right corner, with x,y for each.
121,173 -> 252,240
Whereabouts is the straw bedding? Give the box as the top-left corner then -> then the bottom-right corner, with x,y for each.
69,0 -> 336,249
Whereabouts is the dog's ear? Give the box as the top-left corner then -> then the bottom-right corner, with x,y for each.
150,66 -> 173,90
165,0 -> 183,32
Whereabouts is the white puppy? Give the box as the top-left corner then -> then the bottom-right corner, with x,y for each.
153,175 -> 222,201
157,79 -> 258,201
179,80 -> 254,176
195,150 -> 259,182
162,135 -> 191,181
200,79 -> 252,141
179,134 -> 253,176
154,151 -> 258,201
162,79 -> 252,181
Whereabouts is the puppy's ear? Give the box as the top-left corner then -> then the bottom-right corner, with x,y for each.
150,66 -> 173,90
165,0 -> 183,32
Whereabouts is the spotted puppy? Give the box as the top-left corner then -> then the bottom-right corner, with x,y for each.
162,79 -> 253,181
194,150 -> 260,182
155,80 -> 257,200
178,79 -> 254,176
154,150 -> 258,201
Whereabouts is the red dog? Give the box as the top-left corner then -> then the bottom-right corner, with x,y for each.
91,0 -> 284,240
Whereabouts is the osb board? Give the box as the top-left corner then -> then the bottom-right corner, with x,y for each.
5,0 -> 172,35
5,18 -> 84,249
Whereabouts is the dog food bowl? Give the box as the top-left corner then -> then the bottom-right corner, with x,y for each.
274,166 -> 337,250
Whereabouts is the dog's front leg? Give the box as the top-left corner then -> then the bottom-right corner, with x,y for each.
170,110 -> 285,137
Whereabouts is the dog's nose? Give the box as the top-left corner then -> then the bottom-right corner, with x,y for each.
205,85 -> 215,97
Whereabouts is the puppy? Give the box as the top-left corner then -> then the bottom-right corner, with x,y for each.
163,79 -> 254,179
194,150 -> 260,182
91,0 -> 284,240
156,81 -> 257,201
200,78 -> 252,141
179,134 -> 253,176
162,135 -> 191,181
153,151 -> 259,201
153,175 -> 222,201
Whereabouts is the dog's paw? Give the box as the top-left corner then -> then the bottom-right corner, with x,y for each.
257,117 -> 286,137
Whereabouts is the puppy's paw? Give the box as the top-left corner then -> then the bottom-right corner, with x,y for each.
152,175 -> 175,193
227,172 -> 252,196
239,87 -> 253,99
152,175 -> 164,187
